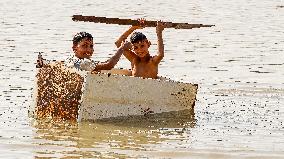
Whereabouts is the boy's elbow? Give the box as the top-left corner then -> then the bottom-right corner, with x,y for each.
105,61 -> 116,70
115,41 -> 120,48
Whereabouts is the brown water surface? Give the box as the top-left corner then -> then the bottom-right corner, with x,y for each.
0,0 -> 283,158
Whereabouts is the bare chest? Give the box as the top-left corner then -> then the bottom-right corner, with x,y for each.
132,60 -> 158,78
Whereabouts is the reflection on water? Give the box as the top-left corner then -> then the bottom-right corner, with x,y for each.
32,110 -> 195,158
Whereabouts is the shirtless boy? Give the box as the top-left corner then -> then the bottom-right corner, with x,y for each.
115,20 -> 165,79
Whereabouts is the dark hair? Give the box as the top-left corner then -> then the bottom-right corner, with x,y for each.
73,32 -> 93,45
130,32 -> 147,44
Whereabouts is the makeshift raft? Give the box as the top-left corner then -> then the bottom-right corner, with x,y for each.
30,62 -> 198,121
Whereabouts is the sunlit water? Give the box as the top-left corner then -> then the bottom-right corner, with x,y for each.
0,0 -> 284,158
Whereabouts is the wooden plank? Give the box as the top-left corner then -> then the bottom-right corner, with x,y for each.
72,15 -> 214,29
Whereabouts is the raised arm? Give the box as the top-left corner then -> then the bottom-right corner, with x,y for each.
114,26 -> 138,62
115,19 -> 145,62
94,41 -> 132,71
153,21 -> 165,64
115,26 -> 139,48
115,18 -> 145,48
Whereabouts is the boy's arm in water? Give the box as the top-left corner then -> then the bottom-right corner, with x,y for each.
93,41 -> 132,71
152,21 -> 165,65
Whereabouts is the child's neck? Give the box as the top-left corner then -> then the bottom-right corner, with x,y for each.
139,54 -> 150,62
75,54 -> 87,60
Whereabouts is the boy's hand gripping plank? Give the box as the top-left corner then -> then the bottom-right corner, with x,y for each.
72,15 -> 214,29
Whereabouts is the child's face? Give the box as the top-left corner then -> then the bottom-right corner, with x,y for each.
73,38 -> 94,59
132,40 -> 150,58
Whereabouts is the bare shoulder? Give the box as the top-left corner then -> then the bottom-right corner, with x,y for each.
151,54 -> 163,64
